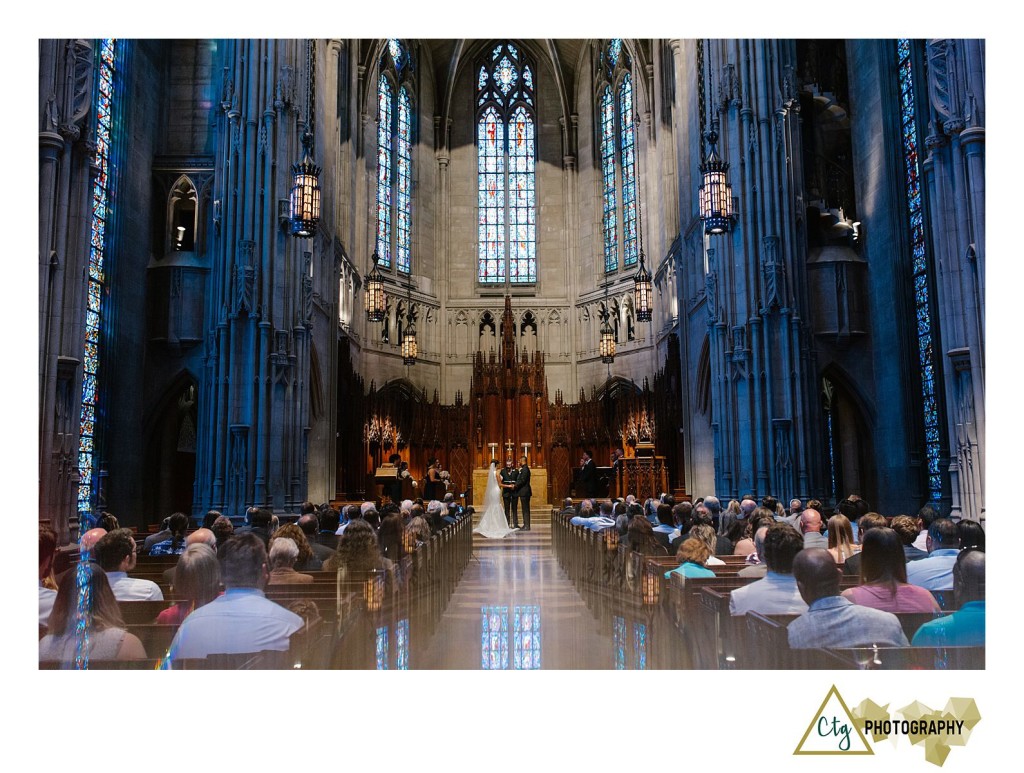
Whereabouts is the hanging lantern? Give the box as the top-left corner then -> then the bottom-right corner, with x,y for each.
632,250 -> 653,322
289,149 -> 321,238
402,317 -> 418,365
365,251 -> 387,323
698,130 -> 735,235
599,308 -> 616,364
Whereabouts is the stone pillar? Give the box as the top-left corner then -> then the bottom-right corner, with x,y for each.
705,39 -> 817,501
195,39 -> 314,516
923,39 -> 985,522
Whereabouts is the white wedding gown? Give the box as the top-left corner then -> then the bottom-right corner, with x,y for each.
473,462 -> 518,538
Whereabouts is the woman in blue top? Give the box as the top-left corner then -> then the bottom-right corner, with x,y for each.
666,538 -> 717,580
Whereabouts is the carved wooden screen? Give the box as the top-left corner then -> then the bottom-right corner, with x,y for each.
549,445 -> 571,502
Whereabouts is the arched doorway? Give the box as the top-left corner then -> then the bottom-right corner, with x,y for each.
143,373 -> 199,525
821,368 -> 877,508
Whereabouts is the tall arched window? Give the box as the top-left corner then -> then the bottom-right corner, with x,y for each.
78,38 -> 120,519
897,38 -> 941,502
376,39 -> 413,273
599,39 -> 639,273
477,42 -> 536,284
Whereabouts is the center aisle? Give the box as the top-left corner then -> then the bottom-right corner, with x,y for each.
412,523 -> 620,669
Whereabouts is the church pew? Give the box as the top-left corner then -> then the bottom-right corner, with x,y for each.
127,623 -> 179,658
118,599 -> 175,624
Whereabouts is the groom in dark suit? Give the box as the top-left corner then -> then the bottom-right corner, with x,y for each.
499,458 -> 519,528
514,455 -> 532,531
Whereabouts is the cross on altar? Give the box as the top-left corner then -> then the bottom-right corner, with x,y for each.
504,438 -> 514,457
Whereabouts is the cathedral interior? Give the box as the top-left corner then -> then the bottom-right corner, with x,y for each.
34,36 -> 987,678
39,37 -> 984,539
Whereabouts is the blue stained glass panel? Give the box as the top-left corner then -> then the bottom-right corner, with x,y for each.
396,87 -> 412,273
478,66 -> 488,90
507,43 -> 519,58
78,38 -> 118,519
496,56 -> 518,95
898,39 -> 941,502
376,75 -> 393,268
601,86 -> 618,272
395,619 -> 409,670
613,615 -> 626,669
633,622 -> 647,670
619,74 -> 638,266
375,625 -> 389,670
608,39 -> 622,67
523,66 -> 533,90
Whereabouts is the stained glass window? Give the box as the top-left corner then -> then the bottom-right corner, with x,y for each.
396,87 -> 412,273
619,73 -> 638,267
608,38 -> 623,68
601,86 -> 618,273
513,605 -> 541,669
477,41 -> 536,284
897,39 -> 941,502
78,38 -> 118,519
375,74 -> 393,269
598,41 -> 638,273
375,625 -> 389,670
613,615 -> 626,669
612,615 -> 647,669
481,605 -> 509,669
376,40 -> 413,273
394,618 -> 409,670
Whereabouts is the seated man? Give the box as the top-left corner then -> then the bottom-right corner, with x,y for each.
906,517 -> 960,591
570,500 -> 614,532
94,528 -> 164,601
169,533 -> 304,659
737,525 -> 770,579
652,503 -> 676,551
912,549 -> 984,647
267,537 -> 314,584
799,509 -> 828,549
730,523 -> 807,616
890,515 -> 928,561
788,548 -> 908,649
297,514 -> 335,563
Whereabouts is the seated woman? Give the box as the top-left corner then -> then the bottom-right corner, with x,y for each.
40,565 -> 147,663
148,511 -> 190,556
827,513 -> 859,564
325,520 -> 395,585
157,543 -> 221,624
665,538 -> 717,580
841,527 -> 941,613
689,524 -> 726,566
957,520 -> 985,552
272,523 -> 322,571
404,516 -> 432,550
625,516 -> 667,556
729,520 -> 755,557
267,537 -> 315,584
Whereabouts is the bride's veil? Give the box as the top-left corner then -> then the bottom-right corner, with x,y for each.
483,461 -> 503,511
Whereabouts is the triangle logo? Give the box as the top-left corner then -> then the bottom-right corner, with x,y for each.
794,685 -> 874,755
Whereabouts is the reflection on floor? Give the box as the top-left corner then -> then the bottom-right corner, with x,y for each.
332,522 -> 685,669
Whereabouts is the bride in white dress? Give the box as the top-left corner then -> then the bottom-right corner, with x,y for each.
473,462 -> 518,538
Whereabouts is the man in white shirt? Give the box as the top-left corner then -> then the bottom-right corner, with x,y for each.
906,517 -> 961,591
730,523 -> 808,616
170,533 -> 303,659
94,528 -> 164,601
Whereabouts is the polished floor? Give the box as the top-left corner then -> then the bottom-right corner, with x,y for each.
334,520 -> 685,670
